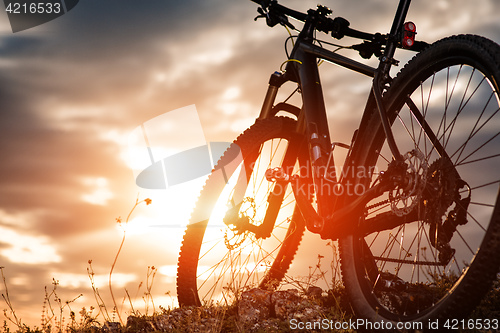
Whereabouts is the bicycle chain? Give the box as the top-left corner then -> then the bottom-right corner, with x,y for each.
366,199 -> 390,213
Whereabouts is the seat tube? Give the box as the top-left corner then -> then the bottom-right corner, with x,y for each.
383,0 -> 412,67
390,0 -> 412,37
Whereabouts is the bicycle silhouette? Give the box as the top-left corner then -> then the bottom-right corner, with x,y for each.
176,0 -> 500,329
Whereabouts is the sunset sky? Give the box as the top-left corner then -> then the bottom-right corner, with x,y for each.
0,0 -> 499,327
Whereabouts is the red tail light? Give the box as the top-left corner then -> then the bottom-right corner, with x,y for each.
402,21 -> 416,49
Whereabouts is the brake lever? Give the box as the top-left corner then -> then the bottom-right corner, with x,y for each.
254,7 -> 266,21
254,6 -> 295,30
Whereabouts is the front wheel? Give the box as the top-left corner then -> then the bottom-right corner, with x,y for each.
340,35 -> 500,330
177,117 -> 308,306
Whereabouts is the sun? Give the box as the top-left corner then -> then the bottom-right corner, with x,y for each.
117,175 -> 209,238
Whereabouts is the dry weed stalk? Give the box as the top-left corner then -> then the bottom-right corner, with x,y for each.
87,260 -> 111,323
143,266 -> 157,315
1,267 -> 23,331
41,278 -> 83,333
109,196 -> 151,325
282,241 -> 342,293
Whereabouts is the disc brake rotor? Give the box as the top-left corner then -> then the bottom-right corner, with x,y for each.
223,197 -> 256,250
388,149 -> 428,216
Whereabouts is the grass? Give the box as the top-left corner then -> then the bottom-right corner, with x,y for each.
2,262 -> 500,333
1,198 -> 500,332
0,197 -> 156,332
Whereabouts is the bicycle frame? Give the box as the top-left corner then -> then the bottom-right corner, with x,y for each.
256,0 -> 417,238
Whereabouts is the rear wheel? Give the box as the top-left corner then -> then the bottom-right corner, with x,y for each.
340,35 -> 500,329
177,117 -> 308,306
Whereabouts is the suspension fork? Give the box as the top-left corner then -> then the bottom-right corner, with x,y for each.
258,71 -> 303,120
258,72 -> 284,120
254,55 -> 335,237
252,71 -> 304,239
256,133 -> 305,239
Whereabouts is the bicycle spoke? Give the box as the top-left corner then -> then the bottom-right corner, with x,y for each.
443,68 -> 479,150
450,88 -> 495,163
456,152 -> 500,167
456,130 -> 500,167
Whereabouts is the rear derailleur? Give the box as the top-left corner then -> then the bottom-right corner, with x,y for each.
423,159 -> 471,264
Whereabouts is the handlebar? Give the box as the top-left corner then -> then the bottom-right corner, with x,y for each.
251,0 -> 374,40
250,0 -> 429,53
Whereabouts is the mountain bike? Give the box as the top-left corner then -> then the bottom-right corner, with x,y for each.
177,0 -> 500,329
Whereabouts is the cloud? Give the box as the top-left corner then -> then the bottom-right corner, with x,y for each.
54,271 -> 136,289
80,177 -> 114,206
0,0 -> 499,328
0,224 -> 62,265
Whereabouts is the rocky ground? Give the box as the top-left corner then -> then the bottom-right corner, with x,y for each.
86,278 -> 500,333
111,286 -> 351,333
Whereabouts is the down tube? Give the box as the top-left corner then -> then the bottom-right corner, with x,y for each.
296,46 -> 335,217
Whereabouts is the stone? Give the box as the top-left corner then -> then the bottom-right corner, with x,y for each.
305,286 -> 323,299
238,288 -> 272,325
271,289 -> 301,320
